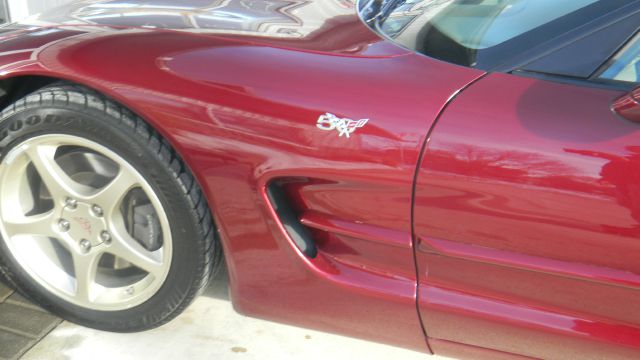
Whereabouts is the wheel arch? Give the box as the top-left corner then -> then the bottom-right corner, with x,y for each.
0,72 -> 216,215
0,72 -> 225,266
0,75 -> 60,112
0,77 -> 224,329
0,73 -> 185,156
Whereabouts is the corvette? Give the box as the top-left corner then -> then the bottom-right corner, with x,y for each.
0,0 -> 638,359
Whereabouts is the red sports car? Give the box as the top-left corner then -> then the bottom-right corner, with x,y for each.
0,0 -> 639,359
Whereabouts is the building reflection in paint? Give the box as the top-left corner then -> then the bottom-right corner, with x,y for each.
27,0 -> 356,39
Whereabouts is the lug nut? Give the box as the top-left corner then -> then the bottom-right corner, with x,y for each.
65,197 -> 78,210
91,204 -> 104,217
58,219 -> 70,232
100,231 -> 112,245
79,239 -> 91,254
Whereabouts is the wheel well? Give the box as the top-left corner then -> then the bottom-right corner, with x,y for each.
0,75 -> 62,111
0,76 -> 218,228
0,80 -> 223,329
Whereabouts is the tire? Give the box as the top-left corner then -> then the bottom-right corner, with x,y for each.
0,83 -> 222,331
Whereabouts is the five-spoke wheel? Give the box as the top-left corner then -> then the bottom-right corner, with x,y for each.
0,84 -> 219,331
0,134 -> 172,310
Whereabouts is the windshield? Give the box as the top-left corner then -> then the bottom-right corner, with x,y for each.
362,0 -> 632,69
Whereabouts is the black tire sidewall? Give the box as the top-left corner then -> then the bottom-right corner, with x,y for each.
0,105 -> 206,330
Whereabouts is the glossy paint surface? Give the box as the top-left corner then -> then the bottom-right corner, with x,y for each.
415,72 -> 640,359
0,0 -> 483,352
27,0 -> 406,56
613,86 -> 640,122
0,1 -> 637,358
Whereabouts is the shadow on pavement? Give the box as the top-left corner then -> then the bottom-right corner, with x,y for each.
202,260 -> 230,301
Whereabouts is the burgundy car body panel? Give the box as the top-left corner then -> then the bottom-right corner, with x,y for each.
613,86 -> 640,122
0,1 -> 637,358
0,1 -> 484,352
415,72 -> 640,359
30,0 -> 408,57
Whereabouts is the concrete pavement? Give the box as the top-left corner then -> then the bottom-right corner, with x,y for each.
21,268 -> 448,360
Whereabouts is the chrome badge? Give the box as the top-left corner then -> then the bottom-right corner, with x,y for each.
316,113 -> 369,138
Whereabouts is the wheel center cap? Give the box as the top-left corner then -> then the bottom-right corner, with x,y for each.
61,202 -> 107,246
72,216 -> 93,236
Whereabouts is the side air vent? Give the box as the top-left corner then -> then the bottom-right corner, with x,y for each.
266,181 -> 318,258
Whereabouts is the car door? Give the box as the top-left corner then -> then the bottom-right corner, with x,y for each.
413,25 -> 640,360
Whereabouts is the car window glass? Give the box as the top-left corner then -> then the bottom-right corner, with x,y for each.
385,0 -> 597,50
600,34 -> 640,84
365,0 -> 631,69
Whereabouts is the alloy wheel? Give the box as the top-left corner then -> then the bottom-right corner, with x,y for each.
0,134 -> 172,311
